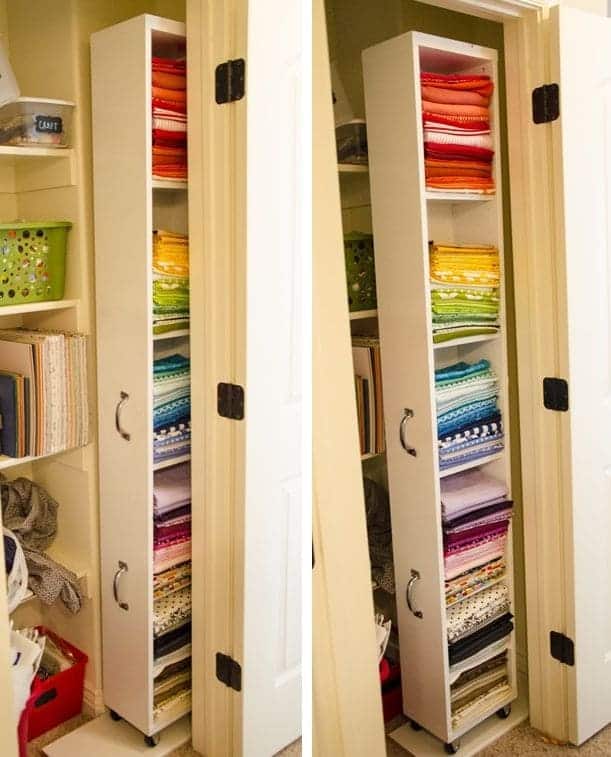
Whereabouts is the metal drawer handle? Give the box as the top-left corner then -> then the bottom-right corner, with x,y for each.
115,391 -> 131,441
406,569 -> 423,619
399,408 -> 417,457
113,561 -> 129,611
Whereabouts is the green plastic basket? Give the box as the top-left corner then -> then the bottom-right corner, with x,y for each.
344,231 -> 377,312
0,221 -> 70,305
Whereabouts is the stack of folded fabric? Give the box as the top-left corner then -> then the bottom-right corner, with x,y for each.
153,354 -> 190,433
153,461 -> 192,718
440,466 -> 514,720
436,360 -> 503,471
441,468 -> 512,581
153,230 -> 190,336
430,242 -> 500,344
421,71 -> 495,193
154,422 -> 191,464
153,462 -> 191,574
450,650 -> 511,728
152,56 -> 187,181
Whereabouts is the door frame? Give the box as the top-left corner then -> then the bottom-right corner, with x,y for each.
188,1 -> 247,755
314,0 -> 605,749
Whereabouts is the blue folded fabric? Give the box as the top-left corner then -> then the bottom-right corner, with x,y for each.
435,359 -> 490,386
437,398 -> 498,437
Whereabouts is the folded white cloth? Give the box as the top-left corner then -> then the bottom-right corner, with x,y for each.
423,129 -> 493,150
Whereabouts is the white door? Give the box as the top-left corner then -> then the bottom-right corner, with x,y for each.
549,4 -> 611,745
242,0 -> 303,753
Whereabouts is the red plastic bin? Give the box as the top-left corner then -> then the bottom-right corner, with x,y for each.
18,626 -> 88,750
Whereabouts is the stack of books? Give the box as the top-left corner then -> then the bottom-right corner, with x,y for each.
0,328 -> 89,458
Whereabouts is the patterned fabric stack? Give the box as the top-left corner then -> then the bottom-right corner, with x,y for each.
430,242 -> 500,344
421,71 -> 495,193
440,467 -> 514,726
153,230 -> 189,337
152,56 -> 187,181
435,360 -> 503,471
153,354 -> 190,433
152,461 -> 191,719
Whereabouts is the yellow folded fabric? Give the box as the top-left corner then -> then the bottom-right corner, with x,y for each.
153,230 -> 189,278
430,242 -> 499,287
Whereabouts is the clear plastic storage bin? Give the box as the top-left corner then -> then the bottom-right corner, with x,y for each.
0,98 -> 74,148
336,119 -> 368,165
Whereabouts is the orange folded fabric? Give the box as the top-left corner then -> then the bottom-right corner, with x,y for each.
421,72 -> 494,97
425,158 -> 492,178
421,85 -> 489,107
422,100 -> 489,118
153,72 -> 187,90
152,86 -> 187,103
426,176 -> 495,191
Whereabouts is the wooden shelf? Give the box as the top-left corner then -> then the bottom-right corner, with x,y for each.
338,163 -> 369,174
153,329 -> 190,341
439,452 -> 505,479
362,451 -> 385,461
0,299 -> 79,317
433,333 -> 500,350
0,145 -> 74,161
350,309 -> 378,321
0,445 -> 84,470
152,179 -> 188,190
425,191 -> 495,202
153,454 -> 191,471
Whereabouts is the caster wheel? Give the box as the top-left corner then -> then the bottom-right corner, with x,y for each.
109,710 -> 121,721
410,720 -> 422,731
497,704 -> 512,719
144,735 -> 160,748
444,741 -> 460,754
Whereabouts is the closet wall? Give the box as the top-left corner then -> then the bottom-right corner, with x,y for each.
0,0 -> 184,713
326,0 -> 527,671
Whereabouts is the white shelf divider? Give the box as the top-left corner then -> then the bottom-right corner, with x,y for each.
152,179 -> 188,190
350,309 -> 378,321
0,299 -> 79,317
153,329 -> 190,341
152,454 -> 191,472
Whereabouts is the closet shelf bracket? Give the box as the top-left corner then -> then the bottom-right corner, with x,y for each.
216,652 -> 242,691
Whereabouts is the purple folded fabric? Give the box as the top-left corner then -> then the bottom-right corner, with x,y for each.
153,462 -> 191,514
444,521 -> 509,549
440,468 -> 507,521
154,522 -> 192,542
444,499 -> 513,531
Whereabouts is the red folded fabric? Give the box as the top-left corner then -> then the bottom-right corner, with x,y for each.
153,86 -> 186,103
426,176 -> 495,191
422,100 -> 489,118
153,97 -> 187,114
422,112 -> 490,132
153,72 -> 186,90
153,56 -> 186,73
424,141 -> 494,162
153,129 -> 187,144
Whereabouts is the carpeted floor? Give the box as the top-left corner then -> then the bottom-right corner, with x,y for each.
27,715 -> 301,757
386,721 -> 611,755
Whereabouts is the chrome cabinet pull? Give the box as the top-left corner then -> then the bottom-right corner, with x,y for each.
113,561 -> 129,611
115,391 -> 131,441
406,569 -> 423,619
399,408 -> 417,457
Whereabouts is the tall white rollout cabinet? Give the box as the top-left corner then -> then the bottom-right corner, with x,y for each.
91,15 -> 191,745
363,33 -> 516,751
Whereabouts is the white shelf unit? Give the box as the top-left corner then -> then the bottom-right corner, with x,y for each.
364,32 -> 516,749
349,309 -> 378,321
92,14 -> 190,740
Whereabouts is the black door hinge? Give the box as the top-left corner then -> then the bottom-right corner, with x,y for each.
550,631 -> 575,666
215,59 -> 245,104
216,652 -> 242,691
532,83 -> 559,124
217,382 -> 245,420
543,377 -> 569,412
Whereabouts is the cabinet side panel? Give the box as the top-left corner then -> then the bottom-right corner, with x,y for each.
363,33 -> 449,740
91,15 -> 153,733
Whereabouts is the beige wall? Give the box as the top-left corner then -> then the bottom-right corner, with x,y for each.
1,0 -> 184,712
326,0 -> 528,671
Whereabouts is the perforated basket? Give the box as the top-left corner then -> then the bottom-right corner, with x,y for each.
0,221 -> 70,305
